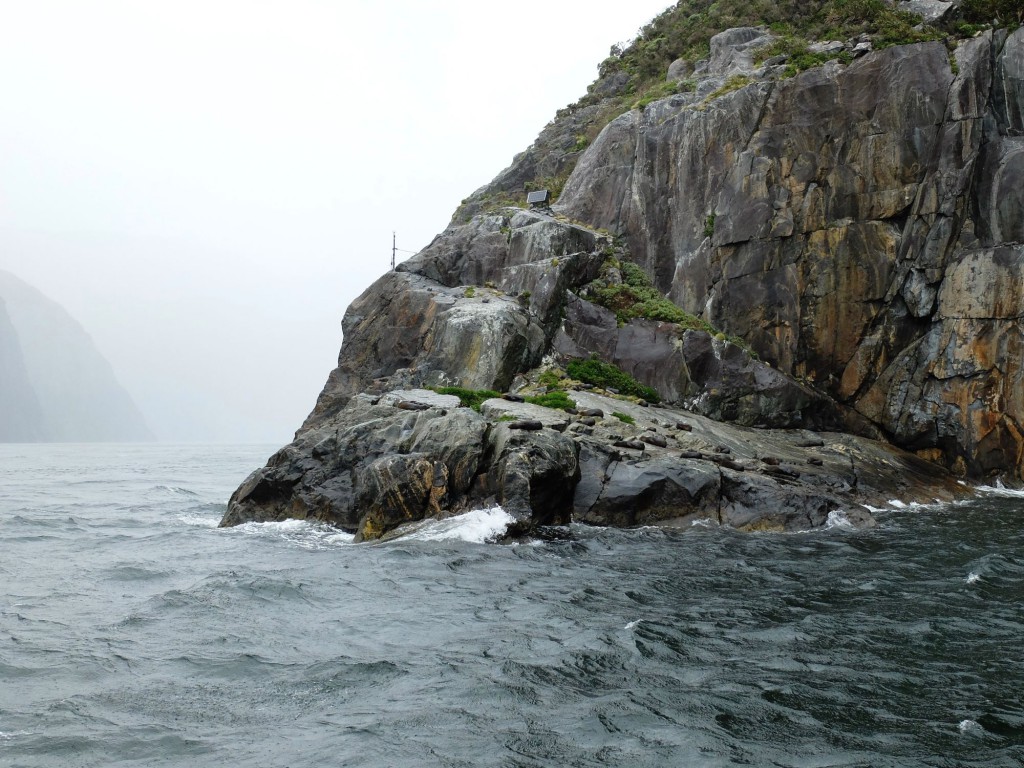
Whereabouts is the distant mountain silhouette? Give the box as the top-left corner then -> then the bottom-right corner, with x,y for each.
0,269 -> 152,442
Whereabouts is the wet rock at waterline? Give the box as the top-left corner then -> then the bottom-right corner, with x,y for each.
223,389 -> 962,540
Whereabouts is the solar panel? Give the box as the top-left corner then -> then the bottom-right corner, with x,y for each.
526,189 -> 550,205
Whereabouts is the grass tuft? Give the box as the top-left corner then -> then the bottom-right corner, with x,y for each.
430,387 -> 501,412
566,357 -> 660,403
525,391 -> 577,411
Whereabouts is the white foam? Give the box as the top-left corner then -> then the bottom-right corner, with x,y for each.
154,484 -> 199,497
883,498 -> 950,512
958,719 -> 982,734
229,518 -> 355,549
237,518 -> 308,533
825,510 -> 856,530
178,513 -> 220,528
322,532 -> 356,545
624,619 -> 642,630
977,481 -> 1024,498
965,572 -> 981,584
863,499 -> 945,513
404,506 -> 513,544
220,508 -> 512,548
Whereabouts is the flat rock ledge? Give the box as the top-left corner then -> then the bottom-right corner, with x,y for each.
220,388 -> 967,541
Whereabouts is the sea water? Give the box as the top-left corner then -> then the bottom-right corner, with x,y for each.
1,444 -> 1022,767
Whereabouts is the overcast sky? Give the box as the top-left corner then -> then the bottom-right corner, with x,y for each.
0,0 -> 670,444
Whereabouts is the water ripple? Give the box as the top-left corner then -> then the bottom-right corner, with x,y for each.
1,445 -> 1023,767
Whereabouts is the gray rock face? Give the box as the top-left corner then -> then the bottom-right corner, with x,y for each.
303,210 -> 611,432
676,331 -> 846,431
666,58 -> 694,82
224,393 -> 581,540
302,269 -> 547,431
554,32 -> 1024,480
553,293 -> 693,403
897,1 -> 955,23
553,292 -> 842,429
707,27 -> 774,78
486,424 -> 579,526
225,397 -> 490,535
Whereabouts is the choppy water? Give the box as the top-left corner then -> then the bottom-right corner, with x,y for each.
1,444 -> 1022,767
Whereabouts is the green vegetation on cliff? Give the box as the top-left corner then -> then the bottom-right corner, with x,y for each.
573,0 -> 955,127
525,390 -> 577,411
754,37 -> 853,78
567,357 -> 661,403
430,385 -> 577,413
431,387 -> 500,412
961,0 -> 1023,26
602,0 -> 955,90
586,259 -> 752,353
590,261 -> 696,326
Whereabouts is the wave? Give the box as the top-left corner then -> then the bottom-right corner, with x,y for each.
401,506 -> 514,544
178,513 -> 220,529
886,499 -> 928,509
227,518 -> 355,549
958,719 -> 983,735
209,507 -> 514,549
861,497 -> 955,514
824,509 -> 857,530
976,481 -> 1024,498
152,485 -> 200,498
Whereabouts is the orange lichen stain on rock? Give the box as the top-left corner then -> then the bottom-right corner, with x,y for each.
969,406 -> 1003,447
931,322 -> 1000,377
1007,420 -> 1024,474
839,341 -> 876,399
952,456 -> 968,477
803,223 -> 895,375
357,456 -> 437,541
739,518 -> 786,533
462,333 -> 483,372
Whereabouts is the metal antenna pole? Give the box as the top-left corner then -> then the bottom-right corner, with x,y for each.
392,231 -> 396,271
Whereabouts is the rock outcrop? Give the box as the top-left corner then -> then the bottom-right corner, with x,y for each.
225,20 -> 1023,540
557,28 -> 1024,480
225,387 -> 961,539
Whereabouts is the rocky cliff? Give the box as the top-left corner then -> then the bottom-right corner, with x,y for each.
558,28 -> 1024,480
224,9 -> 1023,540
0,270 -> 153,442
